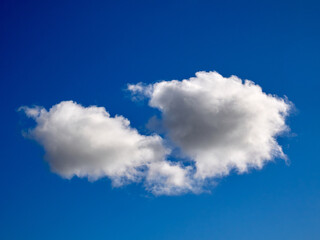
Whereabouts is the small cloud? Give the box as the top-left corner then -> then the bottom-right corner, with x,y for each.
21,101 -> 188,191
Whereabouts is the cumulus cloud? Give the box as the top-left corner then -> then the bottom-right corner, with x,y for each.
20,101 -> 191,194
128,71 -> 292,180
21,71 -> 292,195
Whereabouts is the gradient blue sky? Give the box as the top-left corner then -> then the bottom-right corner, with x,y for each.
1,0 -> 320,239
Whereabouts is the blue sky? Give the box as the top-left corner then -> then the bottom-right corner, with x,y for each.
1,0 -> 320,239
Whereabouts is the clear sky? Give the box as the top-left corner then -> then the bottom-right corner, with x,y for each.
1,0 -> 320,239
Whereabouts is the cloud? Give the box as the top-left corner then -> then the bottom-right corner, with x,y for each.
128,71 -> 292,180
21,71 -> 292,195
20,101 -> 192,194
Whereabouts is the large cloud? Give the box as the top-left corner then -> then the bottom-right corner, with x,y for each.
21,101 -> 192,194
21,71 -> 292,195
128,71 -> 292,180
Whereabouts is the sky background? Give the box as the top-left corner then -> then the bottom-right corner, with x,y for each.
1,0 -> 320,239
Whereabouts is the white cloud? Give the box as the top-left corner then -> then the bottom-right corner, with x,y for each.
21,71 -> 292,195
129,71 -> 292,180
20,101 -> 190,194
145,161 -> 195,195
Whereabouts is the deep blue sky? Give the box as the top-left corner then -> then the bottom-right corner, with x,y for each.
1,0 -> 320,239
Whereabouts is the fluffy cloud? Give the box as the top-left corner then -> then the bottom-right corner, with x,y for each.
20,101 -> 191,194
129,71 -> 292,180
21,71 -> 292,195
